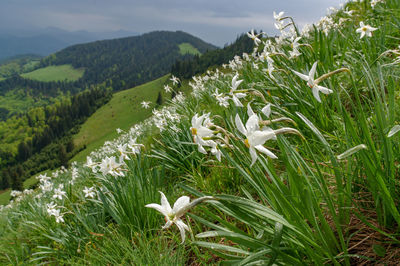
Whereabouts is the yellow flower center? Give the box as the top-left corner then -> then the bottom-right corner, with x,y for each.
191,128 -> 197,135
362,27 -> 367,32
244,139 -> 250,148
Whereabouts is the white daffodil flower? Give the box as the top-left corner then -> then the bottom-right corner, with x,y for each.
146,192 -> 213,243
356,21 -> 377,39
83,186 -> 96,198
235,113 -> 278,166
292,61 -> 333,103
146,192 -> 190,243
190,113 -> 214,154
52,185 -> 66,200
289,37 -> 302,58
170,75 -> 180,85
141,101 -> 151,109
164,84 -> 172,93
99,156 -> 125,177
247,29 -> 261,46
229,74 -> 246,107
212,89 -> 229,108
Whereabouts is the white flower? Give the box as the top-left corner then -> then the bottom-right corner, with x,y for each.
116,128 -> 123,134
213,89 -> 229,108
146,192 -> 213,243
52,185 -> 66,200
146,192 -> 191,243
164,85 -> 172,93
127,137 -> 143,154
273,11 -> 286,31
141,101 -> 151,109
84,156 -> 98,173
170,75 -> 180,85
247,29 -> 261,46
343,8 -> 354,16
235,114 -> 277,166
289,37 -> 302,58
229,74 -> 246,107
83,186 -> 96,198
273,11 -> 285,21
190,113 -> 214,154
356,21 -> 377,39
292,62 -> 333,103
99,156 -> 125,177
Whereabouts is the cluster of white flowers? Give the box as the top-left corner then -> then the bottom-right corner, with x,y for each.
0,0 -> 387,245
47,202 -> 64,223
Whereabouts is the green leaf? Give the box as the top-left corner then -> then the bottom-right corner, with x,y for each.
372,244 -> 386,257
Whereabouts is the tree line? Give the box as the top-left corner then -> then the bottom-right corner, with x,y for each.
0,88 -> 112,191
171,33 -> 254,79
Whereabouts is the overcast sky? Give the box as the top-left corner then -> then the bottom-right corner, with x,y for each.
0,0 -> 345,46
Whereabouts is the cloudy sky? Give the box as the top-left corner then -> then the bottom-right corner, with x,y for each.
0,0 -> 345,46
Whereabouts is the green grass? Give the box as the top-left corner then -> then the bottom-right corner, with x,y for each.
179,43 -> 201,55
21,64 -> 85,82
71,75 -> 170,162
0,174 -> 40,205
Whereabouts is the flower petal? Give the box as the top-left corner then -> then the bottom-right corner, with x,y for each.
175,219 -> 190,243
159,191 -> 172,214
162,220 -> 173,229
235,114 -> 247,136
249,147 -> 258,166
309,61 -> 318,81
245,114 -> 260,133
312,87 -> 322,103
232,95 -> 244,107
173,196 -> 190,214
261,104 -> 271,117
247,103 -> 255,117
145,203 -> 169,217
255,145 -> 278,159
249,130 -> 275,146
292,70 -> 309,81
316,85 -> 333,95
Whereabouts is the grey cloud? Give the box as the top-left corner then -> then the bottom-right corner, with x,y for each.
0,0 -> 345,46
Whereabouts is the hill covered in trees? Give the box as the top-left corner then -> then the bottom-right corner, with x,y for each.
171,33 -> 255,79
39,30 -> 217,91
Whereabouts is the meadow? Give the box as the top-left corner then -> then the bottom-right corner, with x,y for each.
21,64 -> 85,82
1,0 -> 400,265
179,42 -> 202,55
72,75 -> 170,162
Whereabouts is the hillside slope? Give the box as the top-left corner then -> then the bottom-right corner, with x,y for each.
71,75 -> 170,162
3,1 -> 400,265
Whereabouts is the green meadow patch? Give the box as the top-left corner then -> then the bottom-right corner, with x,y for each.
21,64 -> 85,82
71,75 -> 170,162
179,42 -> 201,55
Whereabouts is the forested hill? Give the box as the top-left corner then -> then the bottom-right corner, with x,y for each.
39,31 -> 217,91
171,33 -> 255,79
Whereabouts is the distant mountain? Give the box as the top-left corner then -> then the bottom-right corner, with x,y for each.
39,30 -> 218,90
0,27 -> 140,60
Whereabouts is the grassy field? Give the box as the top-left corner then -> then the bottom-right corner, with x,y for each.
71,75 -> 170,162
21,64 -> 85,82
0,174 -> 42,205
179,42 -> 201,55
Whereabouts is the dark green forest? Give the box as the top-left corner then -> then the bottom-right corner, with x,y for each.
0,88 -> 112,190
